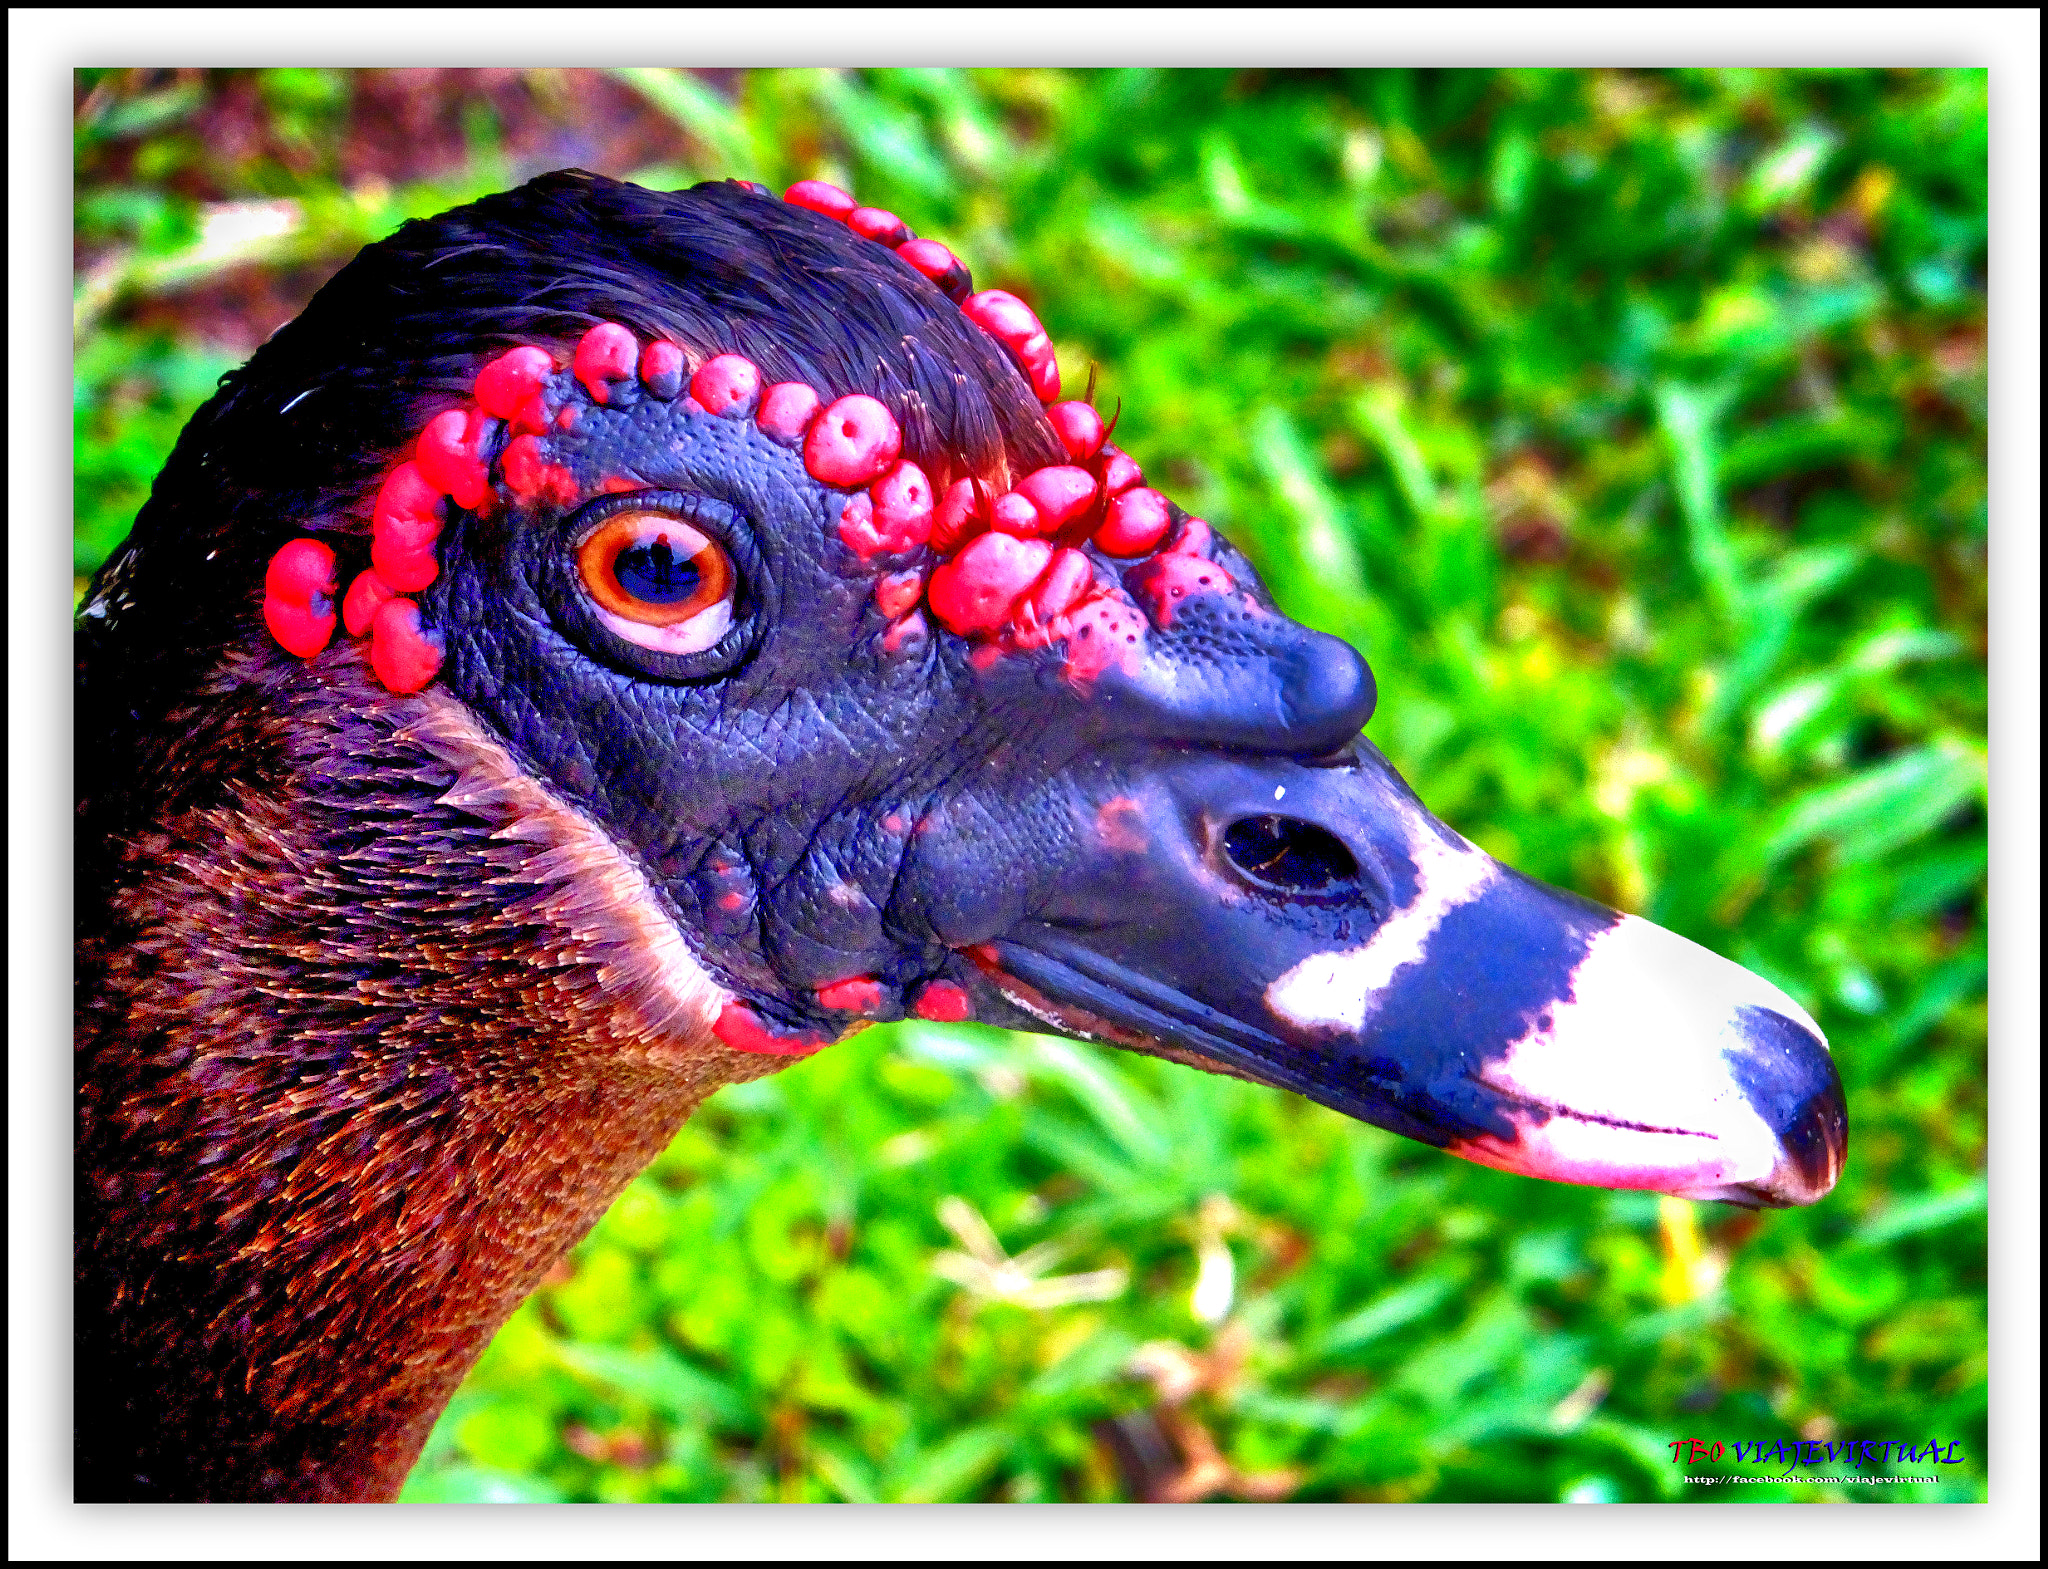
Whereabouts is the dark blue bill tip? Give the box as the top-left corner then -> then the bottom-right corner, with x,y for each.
1728,1004 -> 1848,1195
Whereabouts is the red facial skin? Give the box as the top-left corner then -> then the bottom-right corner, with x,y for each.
572,323 -> 639,405
500,435 -> 577,506
816,975 -> 887,1014
713,1000 -> 834,1057
367,596 -> 444,693
690,354 -> 762,418
756,382 -> 822,446
804,395 -> 903,488
912,981 -> 974,1023
271,251 -> 1204,702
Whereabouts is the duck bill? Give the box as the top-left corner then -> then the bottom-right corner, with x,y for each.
950,744 -> 1846,1209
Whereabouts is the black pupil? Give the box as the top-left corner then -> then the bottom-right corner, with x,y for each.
614,535 -> 700,605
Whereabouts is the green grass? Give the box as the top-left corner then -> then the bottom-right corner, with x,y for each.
75,68 -> 1987,1502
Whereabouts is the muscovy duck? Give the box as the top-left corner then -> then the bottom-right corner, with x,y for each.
75,171 -> 1846,1502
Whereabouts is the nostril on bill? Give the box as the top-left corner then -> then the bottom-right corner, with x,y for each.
1221,814 -> 1364,898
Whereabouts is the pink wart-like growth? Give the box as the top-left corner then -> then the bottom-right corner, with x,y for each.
784,180 -> 856,220
1048,401 -> 1107,462
990,492 -> 1044,539
804,394 -> 903,487
371,462 -> 445,592
849,207 -> 911,247
640,339 -> 686,400
757,382 -> 822,445
1031,549 -> 1095,622
932,479 -> 987,553
897,238 -> 960,283
928,532 -> 1054,636
342,569 -> 396,638
262,538 -> 339,658
1095,487 -> 1172,558
1012,466 -> 1099,535
1097,444 -> 1143,497
875,570 -> 925,619
415,408 -> 495,512
473,345 -> 554,433
573,323 -> 639,404
963,289 -> 1059,403
368,596 -> 444,693
1126,550 -> 1236,629
882,609 -> 928,655
839,461 -> 935,561
1060,592 -> 1149,683
691,354 -> 762,418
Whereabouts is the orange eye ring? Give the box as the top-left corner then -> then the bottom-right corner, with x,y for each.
576,511 -> 734,627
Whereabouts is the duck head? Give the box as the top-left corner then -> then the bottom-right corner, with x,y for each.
76,172 -> 1842,1499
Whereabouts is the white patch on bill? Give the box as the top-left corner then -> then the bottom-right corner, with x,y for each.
1264,823 -> 1499,1033
1464,914 -> 1829,1198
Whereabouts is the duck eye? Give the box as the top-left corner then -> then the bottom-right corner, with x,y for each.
576,510 -> 736,654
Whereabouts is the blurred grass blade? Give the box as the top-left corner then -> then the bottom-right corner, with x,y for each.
1719,409 -> 1892,490
610,68 -> 753,178
880,69 -> 1003,178
1018,1037 -> 1168,1165
888,1425 -> 1010,1502
76,77 -> 205,147
1866,947 -> 1986,1068
75,199 -> 306,338
809,69 -> 955,199
1765,736 -> 1986,866
1352,384 -> 1440,526
1320,1271 -> 1463,1354
1752,543 -> 1861,618
1743,124 -> 1840,213
1250,405 -> 1366,600
1654,380 -> 1741,617
552,1342 -> 748,1429
1853,1177 -> 1987,1247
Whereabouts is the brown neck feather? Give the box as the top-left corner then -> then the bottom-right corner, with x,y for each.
76,649 -> 777,1501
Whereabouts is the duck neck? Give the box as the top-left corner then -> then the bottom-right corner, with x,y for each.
76,655 -> 764,1501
